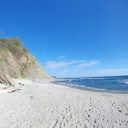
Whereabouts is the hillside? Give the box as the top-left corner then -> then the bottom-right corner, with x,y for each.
0,37 -> 51,85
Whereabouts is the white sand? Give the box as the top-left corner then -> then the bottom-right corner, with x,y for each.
0,79 -> 128,128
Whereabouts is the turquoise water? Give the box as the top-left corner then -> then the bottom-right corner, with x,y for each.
57,76 -> 128,92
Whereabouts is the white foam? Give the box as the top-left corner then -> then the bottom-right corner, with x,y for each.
119,81 -> 128,84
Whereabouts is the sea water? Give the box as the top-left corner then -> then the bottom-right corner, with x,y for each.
57,76 -> 128,92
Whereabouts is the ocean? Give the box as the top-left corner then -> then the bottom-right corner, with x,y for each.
57,76 -> 128,92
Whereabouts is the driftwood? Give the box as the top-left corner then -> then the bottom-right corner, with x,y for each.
18,83 -> 24,86
8,88 -> 21,93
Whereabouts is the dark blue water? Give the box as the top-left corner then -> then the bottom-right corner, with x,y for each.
57,76 -> 128,92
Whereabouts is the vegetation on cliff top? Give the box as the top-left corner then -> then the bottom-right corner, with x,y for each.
0,37 -> 29,59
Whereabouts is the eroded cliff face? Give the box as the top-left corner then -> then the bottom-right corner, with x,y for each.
0,37 -> 51,85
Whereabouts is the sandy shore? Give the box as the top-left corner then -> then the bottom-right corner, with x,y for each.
0,79 -> 128,128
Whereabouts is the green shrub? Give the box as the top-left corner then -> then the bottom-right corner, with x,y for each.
12,37 -> 21,47
23,48 -> 30,52
22,62 -> 28,69
20,69 -> 24,77
0,37 -> 30,59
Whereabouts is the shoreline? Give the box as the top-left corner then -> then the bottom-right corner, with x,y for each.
53,80 -> 128,94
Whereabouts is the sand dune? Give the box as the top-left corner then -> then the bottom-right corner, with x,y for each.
0,79 -> 128,128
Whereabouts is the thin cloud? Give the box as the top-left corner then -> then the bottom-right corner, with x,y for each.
57,56 -> 66,60
120,60 -> 127,62
46,68 -> 128,78
84,69 -> 128,77
45,60 -> 99,69
45,61 -> 73,69
76,61 -> 99,69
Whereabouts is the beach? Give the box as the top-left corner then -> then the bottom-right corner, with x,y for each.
0,79 -> 128,128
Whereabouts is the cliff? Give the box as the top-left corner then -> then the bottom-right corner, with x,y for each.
0,37 -> 51,85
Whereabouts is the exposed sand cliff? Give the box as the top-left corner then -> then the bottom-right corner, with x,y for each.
0,37 -> 51,85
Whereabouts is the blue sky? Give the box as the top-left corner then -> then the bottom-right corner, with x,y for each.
0,0 -> 128,78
